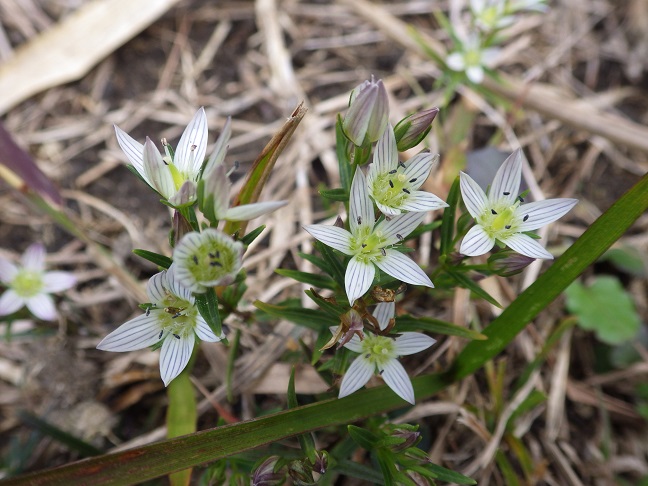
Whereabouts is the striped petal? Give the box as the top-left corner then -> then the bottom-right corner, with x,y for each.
42,271 -> 76,292
143,137 -> 175,199
0,289 -> 25,316
303,225 -> 353,255
394,332 -> 436,356
373,124 -> 398,175
375,250 -> 433,288
342,83 -> 377,145
160,332 -> 195,386
339,355 -> 374,398
114,124 -> 145,178
96,313 -> 162,351
345,256 -> 375,306
203,116 -> 232,174
460,225 -> 495,256
195,315 -> 224,342
22,243 -> 45,271
516,198 -> 578,231
349,169 -> 375,234
225,200 -> 288,221
489,149 -> 522,206
25,293 -> 57,321
403,152 -> 436,190
399,191 -> 448,213
500,233 -> 553,259
175,107 -> 208,175
146,271 -> 169,304
459,171 -> 488,218
377,211 -> 426,247
381,359 -> 415,404
373,301 -> 395,331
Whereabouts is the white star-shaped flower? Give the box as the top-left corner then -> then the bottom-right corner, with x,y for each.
459,149 -> 577,259
446,34 -> 500,84
304,169 -> 433,306
0,243 -> 76,321
336,302 -> 436,404
96,270 -> 223,386
367,125 -> 448,216
114,108 -> 209,206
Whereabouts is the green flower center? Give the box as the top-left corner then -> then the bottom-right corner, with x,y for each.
360,333 -> 396,368
371,165 -> 414,210
464,48 -> 482,67
349,227 -> 386,264
12,270 -> 44,298
186,236 -> 240,284
477,200 -> 522,239
154,294 -> 198,339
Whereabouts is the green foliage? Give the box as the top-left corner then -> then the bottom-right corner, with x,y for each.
565,276 -> 640,344
132,249 -> 173,269
194,288 -> 223,337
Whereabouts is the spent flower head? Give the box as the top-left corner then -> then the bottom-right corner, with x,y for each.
171,229 -> 244,293
367,125 -> 448,216
96,270 -> 223,386
0,243 -> 76,321
335,302 -> 436,404
114,108 -> 209,206
304,169 -> 433,306
446,34 -> 500,84
459,149 -> 577,259
342,77 -> 389,146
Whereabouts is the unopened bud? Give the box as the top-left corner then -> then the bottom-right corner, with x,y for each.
394,107 -> 439,151
389,425 -> 421,452
489,252 -> 535,276
251,456 -> 285,486
312,450 -> 329,474
288,459 -> 315,485
342,77 -> 389,146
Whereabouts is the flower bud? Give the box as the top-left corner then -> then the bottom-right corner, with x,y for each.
342,77 -> 389,146
489,251 -> 536,276
251,456 -> 285,486
312,450 -> 329,474
389,425 -> 421,452
394,107 -> 439,151
287,459 -> 315,485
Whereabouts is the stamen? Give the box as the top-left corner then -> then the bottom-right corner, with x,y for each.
146,308 -> 151,317
173,334 -> 181,340
192,255 -> 198,265
398,161 -> 406,169
381,248 -> 386,256
389,169 -> 397,174
503,191 -> 510,195
491,209 -> 498,215
209,252 -> 216,258
402,188 -> 410,194
523,214 -> 529,222
365,353 -> 371,358
379,369 -> 384,375
357,216 -> 362,225
396,234 -> 403,240
158,330 -> 164,339
505,225 -> 511,229
518,196 -> 524,203
172,312 -> 182,319
409,178 -> 417,183
190,144 -> 197,152
389,180 -> 394,188
361,244 -> 367,248
210,261 -> 223,267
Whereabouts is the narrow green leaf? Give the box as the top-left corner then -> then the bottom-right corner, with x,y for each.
396,315 -> 487,340
425,463 -> 476,485
194,289 -> 222,337
447,269 -> 501,308
133,249 -> 173,269
440,176 -> 460,255
288,368 -> 317,463
319,188 -> 348,202
336,115 -> 354,195
298,252 -> 329,273
333,459 -> 385,484
347,425 -> 378,450
304,289 -> 346,317
315,240 -> 346,289
167,372 -> 196,486
275,269 -> 336,290
254,301 -> 338,330
240,225 -> 266,246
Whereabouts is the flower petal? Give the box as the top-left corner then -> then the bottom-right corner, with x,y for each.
460,225 -> 495,256
342,332 -> 364,353
373,302 -> 395,331
459,171 -> 488,218
195,315 -> 224,341
377,211 -> 426,247
303,225 -> 353,255
489,149 -> 522,206
22,243 -> 45,271
114,124 -> 145,177
500,233 -> 553,259
42,271 -> 76,293
403,152 -> 436,190
96,313 -> 162,351
25,293 -> 57,321
345,256 -> 375,306
375,250 -> 433,288
375,200 -> 402,217
147,271 -> 169,304
342,83 -> 377,145
175,107 -> 208,175
0,289 -> 25,316
225,200 -> 288,221
399,191 -> 448,213
143,137 -> 175,199
202,164 -> 231,220
466,65 -> 485,84
0,257 -> 18,283
516,198 -> 578,231
338,355 -> 374,398
164,269 -> 193,302
349,169 -> 375,235
160,331 -> 195,386
394,332 -> 436,355
380,359 -> 415,404
203,116 -> 232,174
373,124 -> 398,175
446,52 -> 466,71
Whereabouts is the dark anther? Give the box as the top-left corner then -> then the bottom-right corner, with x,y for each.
172,312 -> 182,319
409,178 -> 417,183
402,188 -> 410,194
381,248 -> 386,256
389,180 -> 394,188
192,255 -> 198,265
505,225 -> 511,229
158,330 -> 163,339
209,252 -> 216,258
389,169 -> 397,174
398,161 -> 406,169
357,216 -> 362,225
216,251 -> 220,258
146,308 -> 151,316
379,369 -> 384,375
365,354 -> 371,358
396,234 -> 403,240
523,214 -> 529,222
173,334 -> 180,340
210,261 -> 223,267
362,243 -> 367,248
491,209 -> 498,215
503,191 -> 510,195
518,196 -> 524,202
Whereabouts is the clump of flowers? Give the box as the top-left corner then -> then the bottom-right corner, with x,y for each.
0,243 -> 76,321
